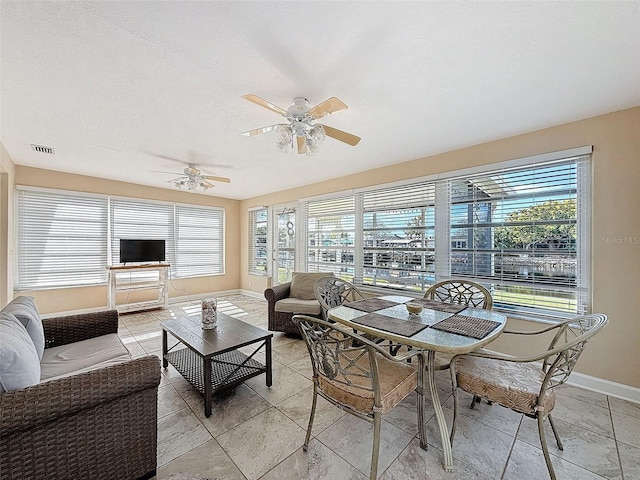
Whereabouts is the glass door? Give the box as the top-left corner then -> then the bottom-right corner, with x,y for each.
272,206 -> 296,284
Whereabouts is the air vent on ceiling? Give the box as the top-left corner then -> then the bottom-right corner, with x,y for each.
31,144 -> 55,154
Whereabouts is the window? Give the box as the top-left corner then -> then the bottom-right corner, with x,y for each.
248,208 -> 268,275
301,148 -> 591,319
16,188 -> 108,289
15,188 -> 225,290
303,195 -> 355,278
174,204 -> 224,277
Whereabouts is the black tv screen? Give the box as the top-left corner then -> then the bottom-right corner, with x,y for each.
119,239 -> 166,264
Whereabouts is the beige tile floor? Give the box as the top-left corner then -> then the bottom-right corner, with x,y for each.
117,294 -> 640,480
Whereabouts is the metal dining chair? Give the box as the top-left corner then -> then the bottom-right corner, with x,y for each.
292,315 -> 421,480
423,279 -> 493,310
422,279 -> 493,374
314,276 -> 366,320
448,313 -> 608,480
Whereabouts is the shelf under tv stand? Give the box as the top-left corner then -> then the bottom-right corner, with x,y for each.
107,263 -> 170,313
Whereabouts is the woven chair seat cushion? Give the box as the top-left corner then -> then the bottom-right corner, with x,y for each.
454,356 -> 555,414
318,351 -> 417,415
40,333 -> 132,382
275,297 -> 322,316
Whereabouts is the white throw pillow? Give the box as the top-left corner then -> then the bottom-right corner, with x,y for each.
0,312 -> 41,393
1,296 -> 45,359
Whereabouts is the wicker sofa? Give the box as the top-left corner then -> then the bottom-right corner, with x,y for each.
0,297 -> 161,480
264,272 -> 332,334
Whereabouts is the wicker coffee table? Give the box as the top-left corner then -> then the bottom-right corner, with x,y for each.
161,312 -> 273,417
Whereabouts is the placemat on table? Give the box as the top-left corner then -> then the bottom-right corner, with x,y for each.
347,298 -> 400,313
352,312 -> 429,337
430,315 -> 500,339
411,298 -> 466,314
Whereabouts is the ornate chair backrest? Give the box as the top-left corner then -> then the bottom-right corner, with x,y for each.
314,277 -> 366,319
541,313 -> 608,391
293,315 -> 381,406
423,280 -> 493,309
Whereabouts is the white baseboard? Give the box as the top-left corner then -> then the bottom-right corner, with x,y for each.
237,289 -> 266,300
567,371 -> 640,404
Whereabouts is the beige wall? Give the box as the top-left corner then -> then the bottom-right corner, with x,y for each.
13,166 -> 241,314
0,142 -> 16,306
240,106 -> 640,389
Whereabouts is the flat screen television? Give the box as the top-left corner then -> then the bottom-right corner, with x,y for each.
119,239 -> 166,264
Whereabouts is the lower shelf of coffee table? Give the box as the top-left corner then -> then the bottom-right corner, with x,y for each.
165,347 -> 267,396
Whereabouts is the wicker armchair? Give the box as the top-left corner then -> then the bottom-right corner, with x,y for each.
449,313 -> 608,480
264,272 -> 332,334
293,315 -> 421,480
0,310 -> 161,480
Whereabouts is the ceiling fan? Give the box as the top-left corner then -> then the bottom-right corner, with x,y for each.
153,163 -> 230,192
241,94 -> 361,155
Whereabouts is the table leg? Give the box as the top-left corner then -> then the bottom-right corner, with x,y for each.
162,329 -> 168,368
265,337 -> 273,387
204,356 -> 212,418
427,350 -> 454,471
417,352 -> 428,451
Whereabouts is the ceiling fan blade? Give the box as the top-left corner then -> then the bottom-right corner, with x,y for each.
241,124 -> 285,137
242,94 -> 287,116
152,170 -> 183,175
320,125 -> 361,146
296,136 -> 307,155
203,175 -> 231,183
309,97 -> 348,119
201,180 -> 215,189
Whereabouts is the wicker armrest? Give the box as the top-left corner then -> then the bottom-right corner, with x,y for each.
264,282 -> 291,304
43,309 -> 119,348
0,355 -> 161,437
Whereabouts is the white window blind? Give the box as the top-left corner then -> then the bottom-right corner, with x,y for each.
174,204 -> 224,277
361,182 -> 436,291
110,198 -> 173,266
248,208 -> 268,275
16,187 -> 226,290
16,188 -> 108,289
447,156 -> 590,316
304,195 -> 356,278
300,150 -> 591,319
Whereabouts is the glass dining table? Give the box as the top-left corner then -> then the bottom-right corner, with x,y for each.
327,294 -> 507,472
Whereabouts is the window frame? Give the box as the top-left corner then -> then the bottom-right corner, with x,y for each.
248,207 -> 269,276
300,146 -> 592,320
15,187 -> 225,290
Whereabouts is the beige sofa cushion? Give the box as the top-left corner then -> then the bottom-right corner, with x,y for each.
275,298 -> 322,316
40,333 -> 132,382
290,272 -> 333,300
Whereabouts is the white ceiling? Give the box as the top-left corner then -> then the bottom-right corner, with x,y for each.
2,1 -> 639,200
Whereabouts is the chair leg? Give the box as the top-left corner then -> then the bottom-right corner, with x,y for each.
370,413 -> 382,480
547,413 -> 564,451
538,415 -> 558,480
450,387 -> 459,443
304,384 -> 319,451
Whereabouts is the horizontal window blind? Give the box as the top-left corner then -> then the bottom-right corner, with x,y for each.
16,188 -> 108,289
16,188 -> 226,289
174,204 -> 224,277
448,156 -> 589,315
300,150 -> 591,319
304,196 -> 356,278
248,208 -> 268,275
361,182 -> 436,291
